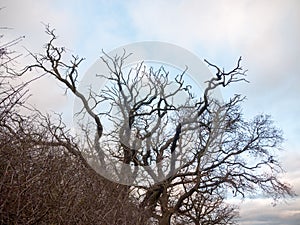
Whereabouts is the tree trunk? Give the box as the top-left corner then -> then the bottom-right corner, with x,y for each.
159,213 -> 172,225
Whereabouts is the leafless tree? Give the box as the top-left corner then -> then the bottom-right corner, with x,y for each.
0,28 -> 149,225
19,26 -> 295,225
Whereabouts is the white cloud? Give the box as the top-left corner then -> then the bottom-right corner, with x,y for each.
127,0 -> 300,84
238,198 -> 300,225
1,0 -> 80,51
0,0 -> 115,115
0,0 -> 80,115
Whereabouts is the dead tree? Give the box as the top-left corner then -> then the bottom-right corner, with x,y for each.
20,26 -> 295,225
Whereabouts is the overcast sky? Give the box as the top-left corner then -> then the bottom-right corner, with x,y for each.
1,0 -> 300,224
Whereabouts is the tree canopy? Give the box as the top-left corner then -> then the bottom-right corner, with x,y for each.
0,26 -> 295,225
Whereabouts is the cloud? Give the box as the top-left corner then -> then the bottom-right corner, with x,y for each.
280,150 -> 300,195
126,0 -> 300,91
1,1 -> 137,115
0,0 -> 124,115
1,0 -> 80,51
227,154 -> 300,224
0,0 -> 80,115
238,198 -> 300,225
3,0 -> 299,111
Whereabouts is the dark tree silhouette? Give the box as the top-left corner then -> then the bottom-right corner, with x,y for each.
16,26 -> 295,225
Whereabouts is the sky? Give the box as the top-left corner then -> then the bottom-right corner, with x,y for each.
1,0 -> 300,224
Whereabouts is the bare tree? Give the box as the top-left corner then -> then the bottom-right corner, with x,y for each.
0,28 -> 149,225
19,27 -> 295,225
